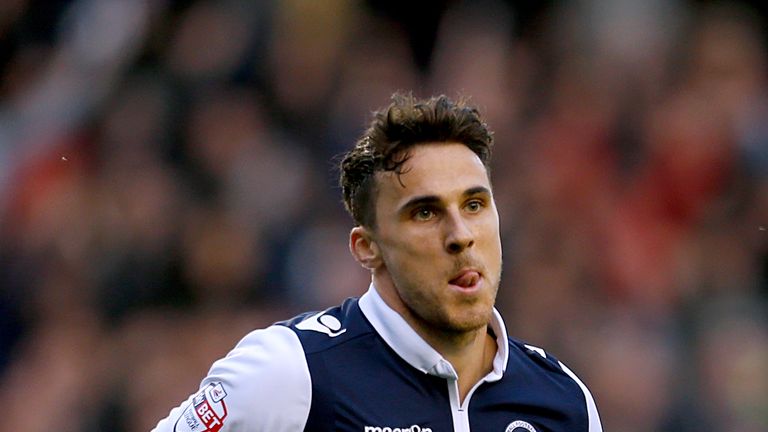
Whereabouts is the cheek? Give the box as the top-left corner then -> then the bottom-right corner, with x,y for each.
387,228 -> 442,257
386,243 -> 440,272
478,221 -> 502,259
379,235 -> 444,284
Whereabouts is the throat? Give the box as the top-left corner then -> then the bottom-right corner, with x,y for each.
444,329 -> 497,403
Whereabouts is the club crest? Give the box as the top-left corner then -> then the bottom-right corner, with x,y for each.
505,420 -> 537,432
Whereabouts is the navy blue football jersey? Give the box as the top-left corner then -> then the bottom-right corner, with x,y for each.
152,286 -> 602,432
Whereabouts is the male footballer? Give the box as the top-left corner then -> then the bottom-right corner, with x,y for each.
152,93 -> 602,431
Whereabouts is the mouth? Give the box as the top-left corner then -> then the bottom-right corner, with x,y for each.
448,268 -> 483,291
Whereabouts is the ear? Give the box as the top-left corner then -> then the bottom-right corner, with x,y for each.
349,226 -> 381,270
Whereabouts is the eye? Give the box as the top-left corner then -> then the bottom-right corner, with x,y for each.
413,207 -> 436,221
465,200 -> 484,213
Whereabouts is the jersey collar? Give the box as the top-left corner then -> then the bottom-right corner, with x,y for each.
358,283 -> 509,381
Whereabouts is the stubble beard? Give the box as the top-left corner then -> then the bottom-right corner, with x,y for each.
393,266 -> 501,337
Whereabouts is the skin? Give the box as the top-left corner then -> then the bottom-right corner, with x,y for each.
349,142 -> 503,401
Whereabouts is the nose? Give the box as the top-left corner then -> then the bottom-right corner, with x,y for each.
444,210 -> 474,254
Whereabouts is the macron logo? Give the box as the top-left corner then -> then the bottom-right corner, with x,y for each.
296,311 -> 347,337
364,426 -> 432,432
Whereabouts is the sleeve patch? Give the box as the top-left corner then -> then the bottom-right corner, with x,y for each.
174,382 -> 229,432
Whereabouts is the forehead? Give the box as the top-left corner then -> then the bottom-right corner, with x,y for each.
375,142 -> 491,205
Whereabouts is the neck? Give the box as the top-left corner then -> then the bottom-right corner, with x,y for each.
372,275 -> 497,402
426,326 -> 496,402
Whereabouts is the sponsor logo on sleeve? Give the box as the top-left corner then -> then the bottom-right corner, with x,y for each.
174,382 -> 229,432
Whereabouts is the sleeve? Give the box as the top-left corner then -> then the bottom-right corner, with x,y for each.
151,325 -> 312,432
558,361 -> 603,432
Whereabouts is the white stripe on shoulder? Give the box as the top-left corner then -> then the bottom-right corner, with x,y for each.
558,361 -> 603,432
524,344 -> 546,358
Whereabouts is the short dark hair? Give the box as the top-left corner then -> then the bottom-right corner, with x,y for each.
340,92 -> 494,228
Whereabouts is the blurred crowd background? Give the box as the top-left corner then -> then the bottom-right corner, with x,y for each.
0,0 -> 767,430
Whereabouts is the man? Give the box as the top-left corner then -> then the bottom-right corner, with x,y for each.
152,93 -> 602,431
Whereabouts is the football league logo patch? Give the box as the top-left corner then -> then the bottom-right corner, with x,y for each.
174,382 -> 228,432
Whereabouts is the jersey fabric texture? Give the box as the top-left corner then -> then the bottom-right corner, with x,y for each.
152,286 -> 602,432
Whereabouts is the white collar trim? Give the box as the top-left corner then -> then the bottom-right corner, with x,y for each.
358,283 -> 509,380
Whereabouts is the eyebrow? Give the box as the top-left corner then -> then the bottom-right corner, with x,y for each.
398,186 -> 492,214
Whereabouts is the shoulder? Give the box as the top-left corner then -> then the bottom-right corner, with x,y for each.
507,337 -> 568,375
278,297 -> 375,354
152,324 -> 312,431
210,324 -> 310,384
153,299 -> 370,432
504,337 -> 582,397
506,338 -> 603,432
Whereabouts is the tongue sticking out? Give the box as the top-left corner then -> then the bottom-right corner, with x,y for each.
450,271 -> 480,288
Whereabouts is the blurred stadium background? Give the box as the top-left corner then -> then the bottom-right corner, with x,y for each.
0,0 -> 767,430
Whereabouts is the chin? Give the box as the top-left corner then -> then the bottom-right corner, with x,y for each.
443,307 -> 494,333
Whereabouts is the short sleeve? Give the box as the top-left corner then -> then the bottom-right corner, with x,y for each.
151,325 -> 312,432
